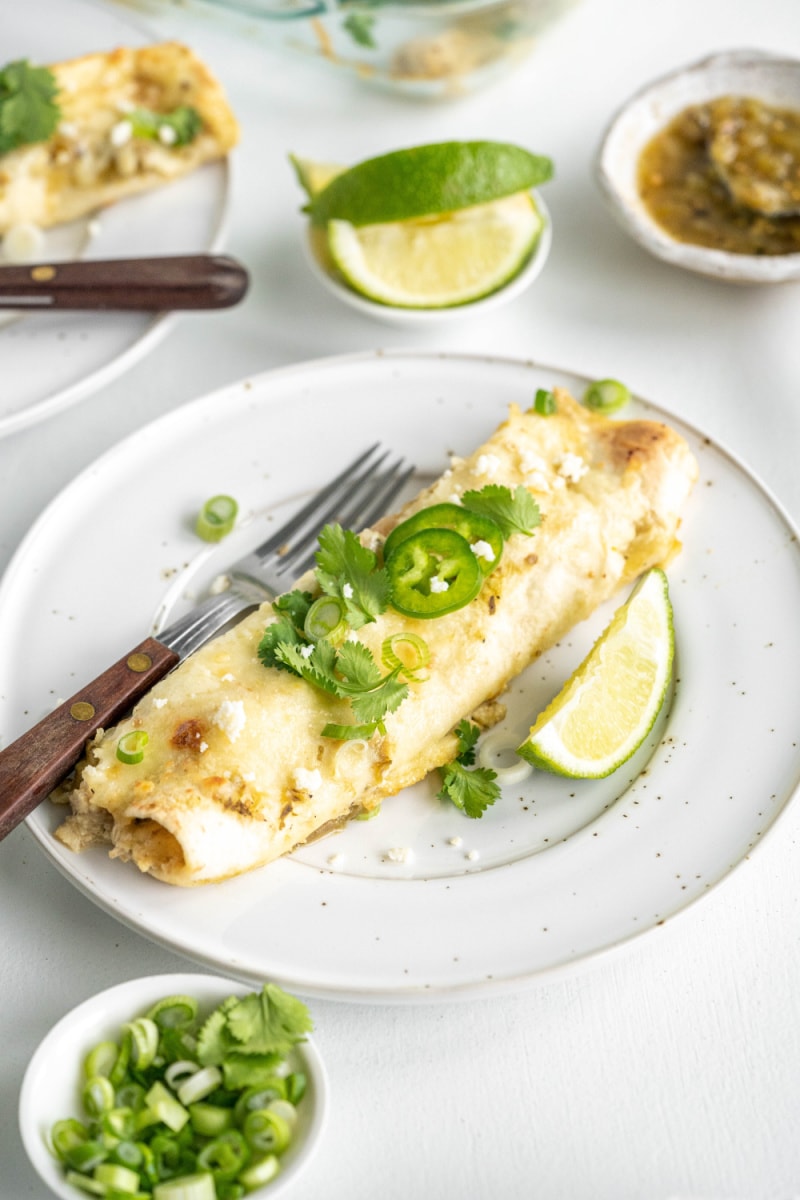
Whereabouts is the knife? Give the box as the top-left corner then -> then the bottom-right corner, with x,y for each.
0,254 -> 249,310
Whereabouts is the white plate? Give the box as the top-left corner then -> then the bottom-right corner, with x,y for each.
0,0 -> 231,438
2,350 -> 800,1003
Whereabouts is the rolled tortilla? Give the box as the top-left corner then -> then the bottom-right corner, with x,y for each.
55,388 -> 698,885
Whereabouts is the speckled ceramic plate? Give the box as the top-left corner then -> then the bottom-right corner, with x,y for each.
2,351 -> 799,1003
0,0 -> 231,438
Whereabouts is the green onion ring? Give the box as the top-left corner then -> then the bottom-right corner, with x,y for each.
381,632 -> 430,682
195,494 -> 239,543
116,729 -> 149,765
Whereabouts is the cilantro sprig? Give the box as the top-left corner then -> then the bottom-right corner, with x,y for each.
461,484 -> 541,539
196,983 -> 313,1089
0,59 -> 61,156
438,720 -> 501,819
315,524 -> 390,629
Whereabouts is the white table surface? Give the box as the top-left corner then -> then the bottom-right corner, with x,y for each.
2,1 -> 800,1197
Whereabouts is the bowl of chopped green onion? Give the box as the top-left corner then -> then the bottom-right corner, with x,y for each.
19,973 -> 329,1200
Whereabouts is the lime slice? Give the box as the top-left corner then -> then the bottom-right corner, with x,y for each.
289,154 -> 344,201
307,140 -> 553,227
327,192 -> 544,309
517,568 -> 674,779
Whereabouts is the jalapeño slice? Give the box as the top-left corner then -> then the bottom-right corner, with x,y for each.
382,503 -> 504,576
386,528 -> 482,619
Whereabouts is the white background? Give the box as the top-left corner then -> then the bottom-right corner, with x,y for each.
2,1 -> 800,1197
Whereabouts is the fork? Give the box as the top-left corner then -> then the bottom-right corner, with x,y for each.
0,444 -> 414,842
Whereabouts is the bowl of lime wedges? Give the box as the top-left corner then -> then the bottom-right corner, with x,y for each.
293,140 -> 553,324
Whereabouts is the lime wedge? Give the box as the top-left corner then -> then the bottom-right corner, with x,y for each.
307,140 -> 553,227
327,192 -> 544,309
517,568 -> 675,779
289,154 -> 344,201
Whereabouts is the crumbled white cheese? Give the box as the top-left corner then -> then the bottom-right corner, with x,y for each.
520,450 -> 548,475
385,846 -> 415,864
87,218 -> 102,239
153,697 -> 169,709
110,119 -> 133,147
470,539 -> 494,562
447,836 -> 463,847
465,849 -> 480,861
299,644 -> 314,659
221,673 -> 235,682
2,222 -> 44,263
57,120 -> 79,139
199,741 -> 209,753
212,699 -> 246,743
342,582 -> 354,599
558,452 -> 589,483
242,771 -> 256,782
294,767 -> 322,793
448,492 -> 462,504
472,453 -> 501,477
327,853 -> 345,869
346,631 -> 359,643
158,124 -> 178,146
115,98 -> 136,113
526,471 -> 551,493
429,575 -> 449,593
209,574 -> 231,595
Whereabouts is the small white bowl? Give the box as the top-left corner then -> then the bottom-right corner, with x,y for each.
302,191 -> 552,325
595,49 -> 800,284
19,973 -> 329,1200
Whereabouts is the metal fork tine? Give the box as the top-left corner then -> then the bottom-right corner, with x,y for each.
277,456 -> 413,580
272,449 -> 392,569
249,442 -> 381,560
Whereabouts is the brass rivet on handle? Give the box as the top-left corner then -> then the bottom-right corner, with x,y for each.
70,701 -> 95,722
31,265 -> 56,282
127,652 -> 152,673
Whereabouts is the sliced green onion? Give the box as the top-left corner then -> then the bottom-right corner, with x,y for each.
164,1060 -> 200,1090
116,730 -> 149,765
242,1109 -> 291,1156
265,1099 -> 298,1130
381,632 -> 430,682
176,1065 -> 223,1107
64,1140 -> 109,1172
94,1161 -> 141,1193
195,494 -> 238,543
109,1139 -> 144,1170
284,1072 -> 307,1106
533,387 -> 556,414
124,1017 -> 159,1069
583,377 -> 631,414
108,1031 -> 132,1089
237,1154 -> 280,1189
196,1130 -> 250,1182
115,1083 -> 146,1112
303,595 -> 348,644
52,1118 -> 89,1160
143,1082 -> 190,1133
189,1102 -> 234,1138
146,996 -> 199,1030
64,1170 -> 107,1196
101,1107 -> 136,1140
153,1173 -> 217,1200
82,1076 -> 115,1118
354,802 -> 381,821
233,1083 -> 286,1127
216,1183 -> 246,1200
84,1040 -> 119,1080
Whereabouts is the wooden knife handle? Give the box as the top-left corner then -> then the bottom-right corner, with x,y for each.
0,255 -> 249,310
0,637 -> 179,842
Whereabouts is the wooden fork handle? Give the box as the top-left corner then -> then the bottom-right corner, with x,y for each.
0,637 -> 178,842
0,255 -> 249,310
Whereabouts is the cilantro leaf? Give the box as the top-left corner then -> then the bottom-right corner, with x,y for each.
453,718 -> 480,766
196,985 -> 312,1066
225,984 -> 313,1055
437,720 -> 501,818
342,12 -> 377,47
272,589 -> 314,630
348,670 -> 407,725
333,640 -> 383,692
274,639 -> 341,697
128,104 -> 202,147
315,524 -> 390,629
0,60 -> 60,155
461,484 -> 541,539
257,615 -> 306,672
438,761 -> 500,819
